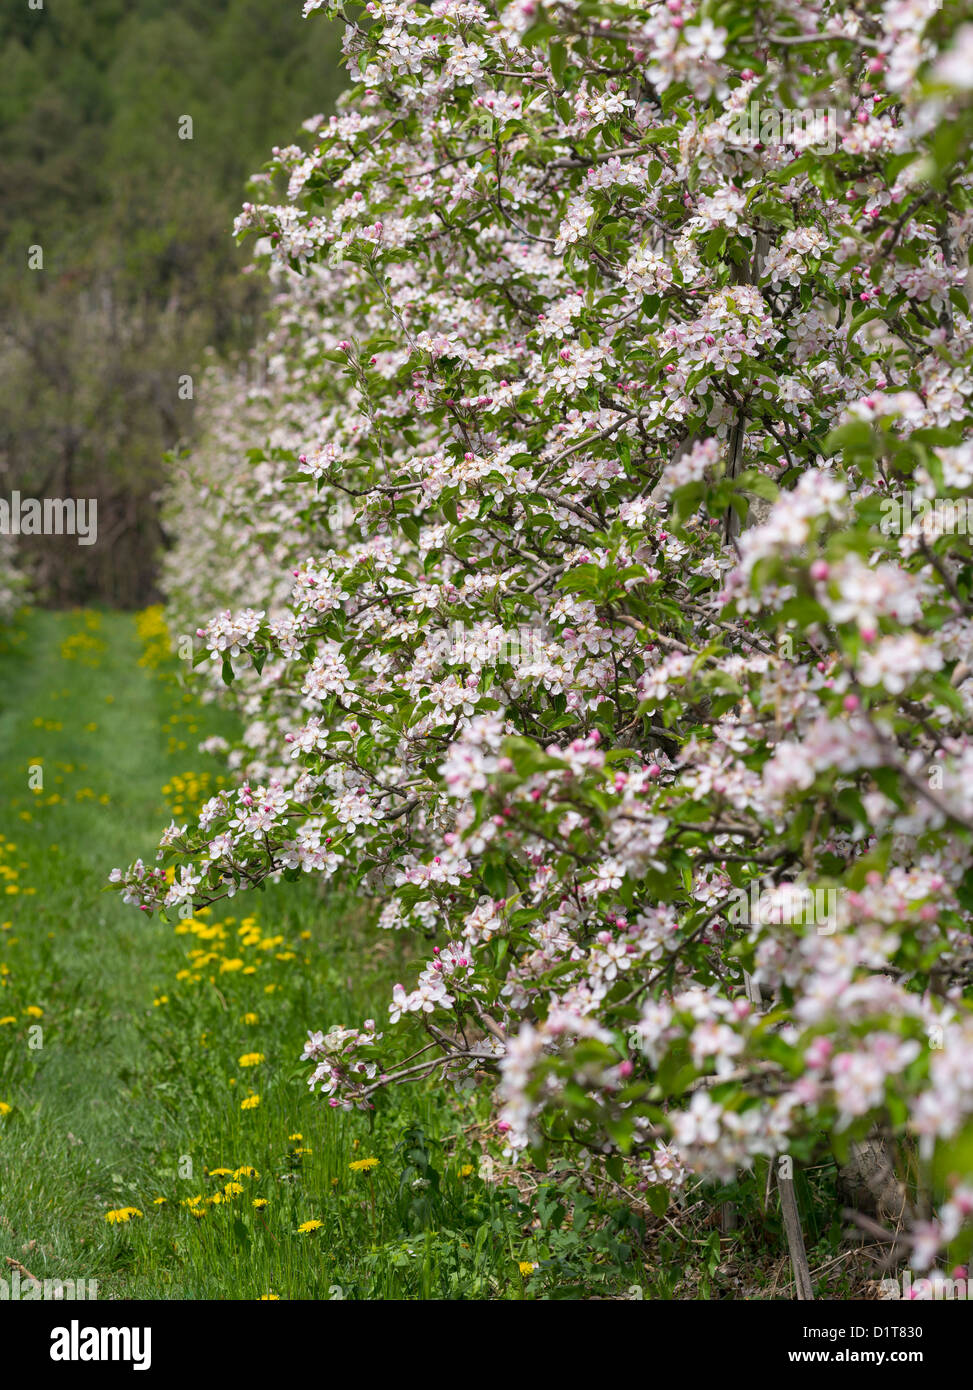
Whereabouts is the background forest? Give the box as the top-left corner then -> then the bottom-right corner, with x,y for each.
0,0 -> 340,605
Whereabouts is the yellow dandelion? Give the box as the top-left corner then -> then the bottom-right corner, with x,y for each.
233,1166 -> 259,1179
224,1182 -> 244,1197
348,1157 -> 379,1173
240,1095 -> 261,1110
238,1052 -> 265,1067
252,1198 -> 268,1210
105,1208 -> 143,1224
298,1220 -> 323,1234
0,1101 -> 12,1116
259,1294 -> 279,1300
288,1133 -> 303,1142
519,1261 -> 537,1276
25,1006 -> 43,1018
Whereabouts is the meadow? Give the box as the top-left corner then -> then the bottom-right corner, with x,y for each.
0,607 -> 654,1300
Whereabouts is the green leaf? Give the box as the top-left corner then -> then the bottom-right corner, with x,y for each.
645,1184 -> 669,1218
550,41 -> 567,82
735,468 -> 779,502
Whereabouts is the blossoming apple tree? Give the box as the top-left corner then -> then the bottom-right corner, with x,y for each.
113,0 -> 973,1274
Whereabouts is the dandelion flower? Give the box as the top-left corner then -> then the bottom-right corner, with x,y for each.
349,1157 -> 379,1173
240,1095 -> 260,1110
238,1052 -> 265,1067
298,1220 -> 323,1234
105,1208 -> 143,1224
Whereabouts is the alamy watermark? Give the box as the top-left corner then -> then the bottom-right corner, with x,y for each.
426,620 -> 549,667
880,494 -> 973,535
50,1320 -> 150,1371
727,882 -> 843,935
1,1268 -> 98,1300
727,103 -> 841,154
0,492 -> 97,546
881,1270 -> 971,1300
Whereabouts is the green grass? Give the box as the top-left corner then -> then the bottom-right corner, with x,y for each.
0,608 -> 652,1300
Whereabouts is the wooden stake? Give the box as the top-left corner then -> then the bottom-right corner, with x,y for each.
778,1168 -> 814,1300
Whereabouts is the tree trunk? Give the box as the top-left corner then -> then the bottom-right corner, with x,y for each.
837,1136 -> 910,1226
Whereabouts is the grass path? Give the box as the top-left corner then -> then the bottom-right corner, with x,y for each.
0,607 -> 251,1293
0,609 -> 201,1125
0,608 -> 643,1300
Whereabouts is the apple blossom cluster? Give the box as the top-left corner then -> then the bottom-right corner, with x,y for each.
113,0 -> 973,1266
